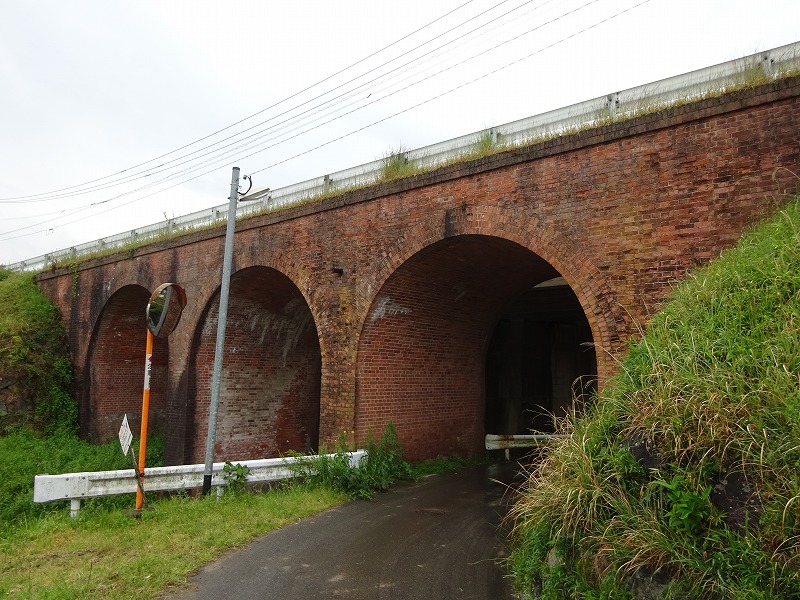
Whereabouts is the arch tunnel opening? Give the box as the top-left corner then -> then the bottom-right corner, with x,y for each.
484,278 -> 596,437
187,266 -> 321,464
86,285 -> 169,442
356,235 -> 597,461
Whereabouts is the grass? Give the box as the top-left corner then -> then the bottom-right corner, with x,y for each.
0,483 -> 347,599
377,146 -> 418,182
508,196 -> 800,599
0,421 -> 441,598
0,429 -> 164,528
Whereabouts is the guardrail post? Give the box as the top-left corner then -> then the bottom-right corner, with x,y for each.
761,52 -> 774,78
606,93 -> 620,119
70,499 -> 81,518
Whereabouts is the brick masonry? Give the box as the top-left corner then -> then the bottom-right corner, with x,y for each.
36,77 -> 800,463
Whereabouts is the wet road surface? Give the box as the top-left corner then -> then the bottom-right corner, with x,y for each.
163,463 -> 522,599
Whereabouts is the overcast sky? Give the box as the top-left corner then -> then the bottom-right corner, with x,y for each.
1,0 -> 798,266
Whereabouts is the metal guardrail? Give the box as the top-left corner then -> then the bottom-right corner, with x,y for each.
484,433 -> 567,450
33,450 -> 366,517
7,42 -> 800,273
485,433 -> 568,460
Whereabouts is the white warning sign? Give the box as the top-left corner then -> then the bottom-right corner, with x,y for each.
119,414 -> 133,456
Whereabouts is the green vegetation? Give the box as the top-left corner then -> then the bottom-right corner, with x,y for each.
221,460 -> 252,494
0,269 -> 75,434
509,197 -> 800,599
0,429 -> 164,529
0,480 -> 346,598
378,146 -> 418,182
288,421 -> 412,500
0,421 -> 423,598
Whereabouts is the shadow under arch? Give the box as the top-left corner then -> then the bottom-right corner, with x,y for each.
355,234 -> 596,461
186,265 -> 321,463
84,284 -> 169,442
485,276 -> 597,439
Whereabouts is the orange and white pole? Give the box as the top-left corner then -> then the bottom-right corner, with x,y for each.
136,329 -> 154,510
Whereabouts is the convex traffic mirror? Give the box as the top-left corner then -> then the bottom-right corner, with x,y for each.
146,283 -> 187,337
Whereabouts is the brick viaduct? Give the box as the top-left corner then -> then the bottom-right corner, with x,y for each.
36,76 -> 800,465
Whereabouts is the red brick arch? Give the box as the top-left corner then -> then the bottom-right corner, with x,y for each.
84,284 -> 169,442
354,203 -> 620,384
184,264 -> 322,462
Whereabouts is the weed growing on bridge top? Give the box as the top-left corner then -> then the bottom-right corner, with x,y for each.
378,146 -> 419,183
509,196 -> 800,599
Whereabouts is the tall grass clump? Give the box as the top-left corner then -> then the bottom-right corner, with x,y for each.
378,147 -> 419,183
510,196 -> 800,599
289,421 -> 412,500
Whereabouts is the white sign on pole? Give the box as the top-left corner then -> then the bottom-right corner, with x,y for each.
119,414 -> 133,456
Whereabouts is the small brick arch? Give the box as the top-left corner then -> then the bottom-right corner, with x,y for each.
184,264 -> 322,462
84,283 -> 169,442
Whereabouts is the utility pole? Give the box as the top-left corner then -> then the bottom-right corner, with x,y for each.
202,167 -> 240,495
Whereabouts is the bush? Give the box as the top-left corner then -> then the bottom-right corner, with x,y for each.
0,270 -> 76,433
289,421 -> 411,500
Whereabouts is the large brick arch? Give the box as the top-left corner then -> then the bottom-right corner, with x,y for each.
185,265 -> 321,463
85,284 -> 169,442
352,202 -> 621,384
356,234 -> 568,459
349,200 -> 614,459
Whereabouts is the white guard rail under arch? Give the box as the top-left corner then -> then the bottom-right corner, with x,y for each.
33,450 -> 366,518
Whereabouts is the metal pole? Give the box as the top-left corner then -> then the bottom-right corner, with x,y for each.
135,329 -> 154,510
202,167 -> 240,495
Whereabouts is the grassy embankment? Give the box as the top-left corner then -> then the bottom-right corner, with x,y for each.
510,197 -> 800,599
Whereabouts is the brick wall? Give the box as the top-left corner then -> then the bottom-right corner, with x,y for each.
186,266 -> 321,463
36,76 -> 800,463
86,284 -> 169,442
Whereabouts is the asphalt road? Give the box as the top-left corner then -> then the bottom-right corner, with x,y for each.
163,463 -> 522,599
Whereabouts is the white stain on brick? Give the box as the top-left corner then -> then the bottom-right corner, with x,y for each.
370,296 -> 411,322
248,298 -> 315,361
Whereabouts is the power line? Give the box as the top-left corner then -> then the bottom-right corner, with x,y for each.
0,0 -> 554,216
0,0 -> 480,203
0,0 -> 653,243
0,0 -> 527,205
0,0 -> 588,234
